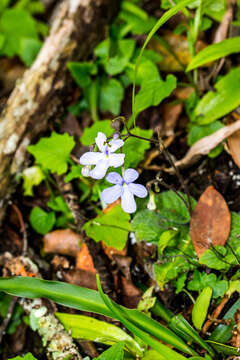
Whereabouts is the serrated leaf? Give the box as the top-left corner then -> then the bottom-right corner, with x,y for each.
192,287 -> 212,330
68,62 -> 97,88
22,166 -> 45,196
187,271 -> 228,299
28,132 -> 75,175
187,37 -> 240,72
154,231 -> 195,290
135,75 -> 177,115
80,120 -> 114,146
123,127 -> 153,168
99,78 -> 124,115
29,207 -> 56,235
83,205 -> 130,250
194,68 -> 240,124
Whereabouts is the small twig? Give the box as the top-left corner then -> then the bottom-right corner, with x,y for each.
0,296 -> 18,344
202,296 -> 229,334
11,204 -> 28,255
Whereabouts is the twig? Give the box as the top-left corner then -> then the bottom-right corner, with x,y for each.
202,296 -> 229,334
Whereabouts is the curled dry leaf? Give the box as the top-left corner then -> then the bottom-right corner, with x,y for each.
43,229 -> 83,257
227,120 -> 240,169
167,120 -> 240,172
190,186 -> 231,258
76,242 -> 96,274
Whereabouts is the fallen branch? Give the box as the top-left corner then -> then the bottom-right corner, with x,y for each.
0,0 -> 119,225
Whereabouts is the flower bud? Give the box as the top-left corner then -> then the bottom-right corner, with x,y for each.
81,165 -> 91,177
147,191 -> 156,211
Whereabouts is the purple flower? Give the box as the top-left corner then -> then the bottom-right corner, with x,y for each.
101,169 -> 148,213
80,132 -> 125,179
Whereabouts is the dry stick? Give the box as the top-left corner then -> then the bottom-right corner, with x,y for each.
202,296 -> 230,335
0,0 -> 120,226
54,174 -> 117,301
0,296 -> 17,344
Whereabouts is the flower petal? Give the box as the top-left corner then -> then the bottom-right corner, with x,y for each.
128,183 -> 148,198
101,184 -> 123,204
89,158 -> 109,179
106,172 -> 123,184
109,138 -> 124,153
121,185 -> 136,213
123,168 -> 139,183
109,153 -> 125,168
96,132 -> 107,152
80,152 -> 104,165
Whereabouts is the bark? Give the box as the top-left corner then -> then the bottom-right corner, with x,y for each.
0,0 -> 120,225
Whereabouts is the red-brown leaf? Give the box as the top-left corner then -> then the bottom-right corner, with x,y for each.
190,186 -> 231,258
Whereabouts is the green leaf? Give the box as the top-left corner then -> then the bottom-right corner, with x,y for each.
126,58 -> 160,86
22,166 -> 45,196
158,230 -> 179,255
96,276 -> 190,359
123,127 -> 153,168
174,273 -> 187,294
9,353 -> 38,360
187,271 -> 228,299
131,0 -> 195,125
28,132 -> 75,175
0,277 -> 195,356
80,120 -> 114,146
0,9 -> 38,57
119,2 -> 157,35
207,341 -> 240,356
68,62 -> 97,88
105,39 -> 136,76
131,209 -> 172,242
154,232 -> 195,290
19,38 -> 42,67
99,78 -> 124,115
199,245 -> 229,270
135,75 -> 177,115
83,205 -> 130,250
29,207 -> 56,235
95,342 -> 125,360
187,37 -> 240,71
141,350 -> 166,360
192,287 -> 212,330
155,190 -> 195,224
210,298 -> 240,343
64,165 -> 83,182
56,313 -> 142,356
194,68 -> 240,124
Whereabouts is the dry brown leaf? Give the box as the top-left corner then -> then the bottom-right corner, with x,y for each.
63,269 -> 97,290
190,186 -> 231,258
167,120 -> 240,172
43,229 -> 83,257
175,87 -> 194,100
149,33 -> 206,72
162,103 -> 183,136
76,242 -> 96,273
